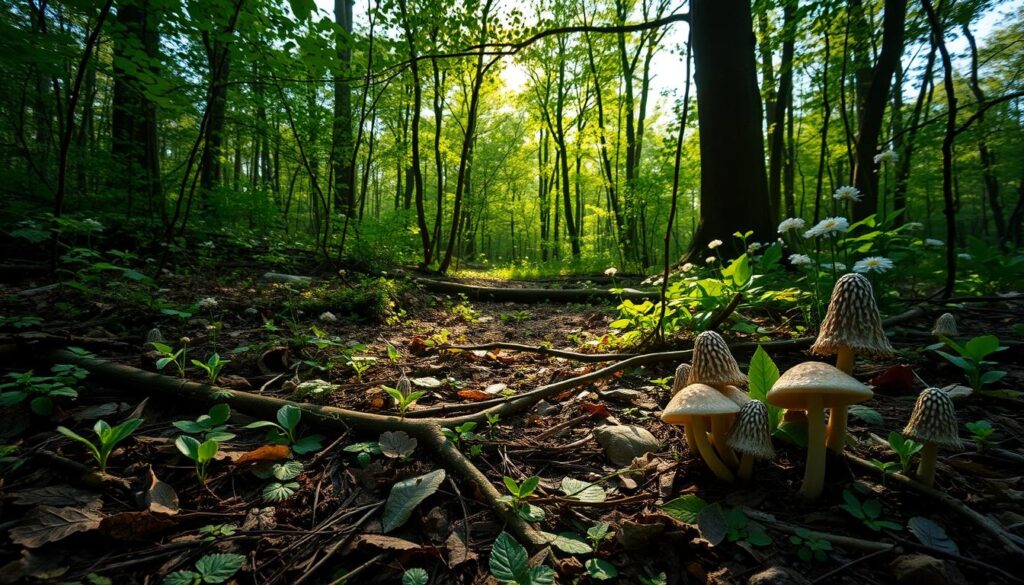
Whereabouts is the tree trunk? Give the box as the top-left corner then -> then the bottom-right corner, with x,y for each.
332,0 -> 355,217
768,0 -> 797,222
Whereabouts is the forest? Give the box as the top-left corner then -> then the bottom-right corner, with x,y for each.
1,0 -> 1023,582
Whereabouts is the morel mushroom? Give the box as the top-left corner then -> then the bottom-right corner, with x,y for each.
932,313 -> 958,338
767,361 -> 872,499
671,363 -> 692,395
662,383 -> 740,482
811,273 -> 892,451
728,400 -> 775,481
903,387 -> 963,487
687,331 -> 746,466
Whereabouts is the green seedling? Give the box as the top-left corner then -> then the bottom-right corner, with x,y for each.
0,445 -> 25,473
584,522 -> 618,580
965,420 -> 995,449
343,441 -> 382,467
402,568 -> 429,585
932,334 -> 1008,391
191,353 -> 230,385
443,421 -> 478,449
384,375 -> 426,419
173,403 -> 235,442
724,507 -> 773,546
498,475 -> 545,522
243,404 -> 324,454
840,489 -> 901,532
152,340 -> 189,378
887,431 -> 923,473
489,531 -> 555,585
162,553 -> 244,585
175,435 -> 219,484
789,528 -> 833,562
0,364 -> 86,415
57,418 -> 142,473
198,524 -> 237,542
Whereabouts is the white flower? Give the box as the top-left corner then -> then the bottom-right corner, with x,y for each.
803,217 -> 850,238
651,277 -> 664,286
197,297 -> 218,309
82,218 -> 104,232
905,222 -> 923,231
777,217 -> 806,233
820,262 -> 847,271
708,239 -> 723,250
924,238 -> 944,247
747,242 -> 762,253
604,267 -> 618,277
874,149 -> 898,165
789,254 -> 812,266
199,240 -> 215,249
853,256 -> 894,274
681,262 -> 695,273
319,311 -> 338,322
958,253 -> 972,261
833,186 -> 862,203
705,256 -> 717,264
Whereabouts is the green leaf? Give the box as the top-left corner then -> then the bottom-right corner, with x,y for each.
560,477 -> 606,502
661,494 -> 708,523
585,558 -> 618,580
194,553 -> 245,583
30,395 -> 54,416
964,335 -> 1003,359
519,475 -> 540,497
489,532 -> 529,583
273,460 -> 304,480
849,405 -> 883,425
175,435 -> 201,460
540,531 -> 593,554
587,522 -> 610,542
529,565 -> 556,585
262,481 -> 299,502
208,404 -> 231,425
288,0 -> 316,21
277,405 -> 301,433
197,440 -> 219,463
746,528 -> 773,546
243,420 -> 282,431
503,476 -> 521,497
162,570 -> 201,585
382,469 -> 446,533
748,346 -> 782,428
402,568 -> 429,585
174,421 -> 208,434
907,516 -> 959,555
292,434 -> 324,454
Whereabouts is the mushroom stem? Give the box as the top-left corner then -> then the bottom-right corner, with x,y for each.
801,395 -> 827,499
825,405 -> 849,453
916,442 -> 939,487
683,424 -> 698,456
738,453 -> 754,481
689,417 -> 735,482
710,415 -> 740,468
835,347 -> 856,374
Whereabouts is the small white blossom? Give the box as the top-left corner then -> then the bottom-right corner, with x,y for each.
904,222 -> 923,231
651,277 -> 664,286
705,256 -> 717,264
708,239 -> 723,250
789,254 -> 812,266
853,256 -> 894,274
874,150 -> 898,165
820,262 -> 847,271
319,311 -> 338,322
747,242 -> 762,253
958,253 -> 972,261
833,185 -> 862,203
924,238 -> 944,247
604,267 -> 618,277
804,217 -> 850,238
199,240 -> 215,249
681,262 -> 695,273
81,218 -> 104,232
777,217 -> 806,233
197,297 -> 219,309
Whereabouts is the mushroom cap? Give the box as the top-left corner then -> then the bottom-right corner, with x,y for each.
687,331 -> 747,387
728,400 -> 776,459
720,385 -> 752,407
662,383 -> 741,425
810,273 -> 895,357
671,363 -> 692,394
903,387 -> 963,450
932,313 -> 958,337
766,361 -> 873,410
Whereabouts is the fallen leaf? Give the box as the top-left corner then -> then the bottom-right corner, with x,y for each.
217,374 -> 252,389
143,466 -> 179,515
446,531 -> 478,567
10,503 -> 104,548
12,486 -> 99,508
0,550 -> 69,584
408,336 -> 428,355
457,390 -> 491,401
411,377 -> 442,388
234,444 -> 291,465
241,507 -> 277,531
483,383 -> 508,395
580,402 -> 611,418
99,511 -> 176,540
941,384 -> 973,400
869,365 -> 915,392
71,402 -> 129,422
354,534 -> 424,551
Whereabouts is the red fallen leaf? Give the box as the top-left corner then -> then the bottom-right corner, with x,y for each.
580,402 -> 611,418
99,511 -> 175,541
408,336 -> 428,354
370,396 -> 385,409
870,364 -> 915,392
234,444 -> 291,465
457,390 -> 491,401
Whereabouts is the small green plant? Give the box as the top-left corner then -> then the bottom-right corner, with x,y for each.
0,444 -> 26,473
0,315 -> 43,329
584,522 -> 618,580
340,344 -> 376,381
198,524 -> 237,542
343,441 -> 382,466
887,431 -> 923,474
191,353 -> 229,385
499,310 -> 532,324
498,475 -> 545,522
933,334 -> 1008,391
0,364 -> 86,415
443,421 -> 478,450
384,379 -> 426,419
173,404 -> 235,442
152,340 -> 189,378
402,568 -> 429,585
243,404 -> 324,454
724,507 -> 773,546
175,435 -> 219,484
965,420 -> 995,449
451,300 -> 479,322
489,531 -> 555,585
789,528 -> 833,562
485,413 -> 501,438
840,489 -> 901,532
162,553 -> 245,585
56,418 -> 142,473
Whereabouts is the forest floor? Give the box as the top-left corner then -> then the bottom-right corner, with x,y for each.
1,257 -> 1023,585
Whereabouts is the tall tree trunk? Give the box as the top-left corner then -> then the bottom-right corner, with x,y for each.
200,24 -> 232,195
333,0 -> 355,216
893,41 -> 934,221
768,0 -> 797,222
397,0 -> 430,265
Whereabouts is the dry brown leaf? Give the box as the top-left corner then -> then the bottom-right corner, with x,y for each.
354,534 -> 424,551
457,390 -> 491,401
580,402 -> 611,418
9,503 -> 103,548
99,511 -> 176,540
144,466 -> 179,515
869,364 -> 916,393
446,531 -> 478,567
12,485 -> 99,508
408,336 -> 428,355
0,550 -> 69,584
234,444 -> 291,464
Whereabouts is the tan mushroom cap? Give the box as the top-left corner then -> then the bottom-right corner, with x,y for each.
811,273 -> 895,357
671,363 -> 692,394
687,331 -> 747,387
728,400 -> 776,459
766,361 -> 872,410
662,383 -> 741,425
720,385 -> 751,407
932,313 -> 958,337
903,387 -> 963,450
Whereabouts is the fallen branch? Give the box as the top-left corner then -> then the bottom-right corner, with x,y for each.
439,342 -> 634,362
415,277 -> 654,303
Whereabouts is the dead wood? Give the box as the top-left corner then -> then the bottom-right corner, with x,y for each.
415,277 -> 654,303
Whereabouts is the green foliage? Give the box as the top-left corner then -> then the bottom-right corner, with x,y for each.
162,553 -> 245,585
343,441 -> 381,467
382,469 -> 445,533
152,341 -> 188,378
933,335 -> 1008,391
723,507 -> 773,547
175,435 -> 219,484
965,420 -> 995,448
748,345 -> 784,431
198,524 -> 237,542
442,421 -> 478,449
887,431 -> 924,474
840,489 -> 901,532
384,382 -> 426,419
56,418 -> 142,473
288,277 -> 402,323
789,528 -> 833,562
489,532 -> 555,585
173,404 -> 235,442
243,404 -> 324,454
190,353 -> 230,385
402,568 -> 429,585
0,364 -> 86,416
498,475 -> 545,522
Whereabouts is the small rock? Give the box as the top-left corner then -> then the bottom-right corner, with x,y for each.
318,311 -> 338,322
890,554 -> 949,585
748,567 -> 810,585
593,425 -> 661,466
534,400 -> 558,416
598,388 -> 644,403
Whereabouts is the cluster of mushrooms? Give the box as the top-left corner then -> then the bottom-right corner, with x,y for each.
662,273 -> 965,499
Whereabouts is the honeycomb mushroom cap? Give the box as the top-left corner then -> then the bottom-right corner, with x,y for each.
903,387 -> 963,450
811,273 -> 895,357
932,313 -> 958,337
728,400 -> 775,459
671,363 -> 692,394
766,361 -> 873,410
687,331 -> 747,387
662,383 -> 741,425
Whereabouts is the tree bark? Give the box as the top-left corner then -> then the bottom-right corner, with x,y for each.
332,0 -> 355,218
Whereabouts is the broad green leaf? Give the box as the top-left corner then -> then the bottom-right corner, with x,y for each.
661,494 -> 708,523
162,570 -> 201,585
849,405 -> 883,425
292,434 -> 324,454
585,558 -> 618,580
964,335 -> 1003,359
907,517 -> 959,555
402,568 -> 429,585
194,553 -> 245,583
262,481 -> 299,502
489,532 -> 529,583
540,531 -> 593,554
382,469 -> 445,533
529,565 -> 556,585
273,460 -> 303,480
519,475 -> 540,497
208,404 -> 231,425
197,440 -> 219,462
560,477 -> 606,502
175,435 -> 201,460
277,405 -> 301,432
517,503 -> 545,522
748,346 -> 783,428
173,421 -> 208,434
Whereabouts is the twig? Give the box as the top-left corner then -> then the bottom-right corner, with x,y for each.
743,510 -> 894,552
439,341 -> 634,362
809,547 -> 892,584
706,292 -> 744,333
327,552 -> 387,585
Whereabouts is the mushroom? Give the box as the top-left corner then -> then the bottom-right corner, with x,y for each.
728,400 -> 775,481
662,383 -> 740,482
932,313 -> 958,338
766,361 -> 872,499
720,385 -> 751,407
902,387 -> 963,487
687,331 -> 746,466
671,363 -> 692,395
810,273 -> 893,452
